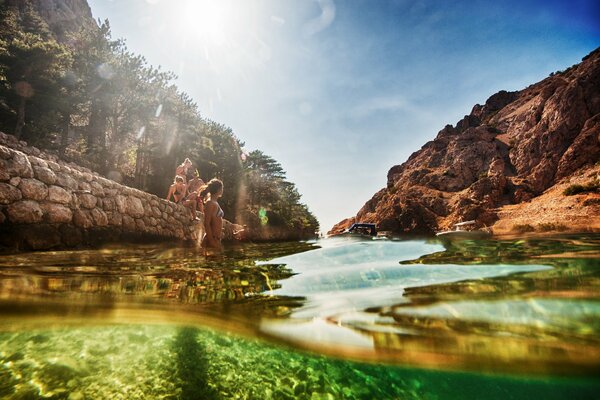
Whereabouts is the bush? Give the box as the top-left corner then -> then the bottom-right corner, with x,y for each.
563,180 -> 599,196
537,223 -> 568,232
512,224 -> 535,233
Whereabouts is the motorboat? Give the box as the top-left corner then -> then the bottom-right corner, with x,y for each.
435,220 -> 491,240
334,223 -> 377,238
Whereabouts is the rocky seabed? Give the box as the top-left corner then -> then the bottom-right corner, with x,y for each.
0,132 -> 203,250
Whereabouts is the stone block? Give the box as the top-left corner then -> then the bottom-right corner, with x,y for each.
126,196 -> 145,218
77,193 -> 97,209
151,206 -> 161,218
30,156 -> 47,168
107,211 -> 122,226
78,181 -> 92,191
0,145 -> 11,159
0,160 -> 9,181
9,177 -> 21,186
56,172 -> 78,190
73,209 -> 94,229
47,160 -> 60,171
19,179 -> 48,201
102,197 -> 115,211
0,182 -> 22,204
7,151 -> 34,178
7,200 -> 43,223
122,215 -> 136,231
91,208 -> 108,226
41,202 -> 73,223
82,172 -> 93,182
97,177 -> 113,188
135,218 -> 146,231
48,185 -> 72,204
115,195 -> 127,213
33,166 -> 56,185
90,181 -> 104,196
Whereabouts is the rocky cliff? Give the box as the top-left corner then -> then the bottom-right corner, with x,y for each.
330,48 -> 600,235
5,0 -> 97,41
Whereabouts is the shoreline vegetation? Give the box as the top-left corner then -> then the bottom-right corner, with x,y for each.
0,2 -> 319,249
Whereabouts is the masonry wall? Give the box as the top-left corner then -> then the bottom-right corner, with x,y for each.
0,132 -> 204,250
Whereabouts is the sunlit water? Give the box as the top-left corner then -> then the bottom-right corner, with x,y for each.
0,235 -> 599,399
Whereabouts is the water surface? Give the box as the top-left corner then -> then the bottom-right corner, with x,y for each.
1,235 -> 599,398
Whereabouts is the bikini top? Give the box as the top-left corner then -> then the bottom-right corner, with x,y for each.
216,203 -> 224,218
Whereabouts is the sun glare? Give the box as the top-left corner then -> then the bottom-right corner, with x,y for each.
182,0 -> 239,46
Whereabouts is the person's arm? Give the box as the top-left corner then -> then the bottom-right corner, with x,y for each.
166,184 -> 174,201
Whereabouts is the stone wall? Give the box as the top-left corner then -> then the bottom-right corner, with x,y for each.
0,132 -> 204,250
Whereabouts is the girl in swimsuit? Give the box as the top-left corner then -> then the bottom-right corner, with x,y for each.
166,175 -> 187,203
175,158 -> 193,183
199,178 -> 224,249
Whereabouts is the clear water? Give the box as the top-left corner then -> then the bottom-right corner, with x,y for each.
0,235 -> 599,399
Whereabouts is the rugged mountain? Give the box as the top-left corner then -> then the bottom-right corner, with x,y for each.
4,0 -> 97,41
330,48 -> 600,235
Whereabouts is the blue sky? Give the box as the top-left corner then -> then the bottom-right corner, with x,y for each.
88,0 -> 599,231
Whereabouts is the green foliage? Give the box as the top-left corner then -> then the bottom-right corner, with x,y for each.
242,150 -> 319,235
512,224 -> 535,233
563,180 -> 600,196
0,2 -> 318,235
537,223 -> 568,232
0,4 -> 72,140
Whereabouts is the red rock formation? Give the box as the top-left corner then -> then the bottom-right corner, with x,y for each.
330,48 -> 600,235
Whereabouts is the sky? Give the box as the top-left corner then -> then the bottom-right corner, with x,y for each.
88,0 -> 599,232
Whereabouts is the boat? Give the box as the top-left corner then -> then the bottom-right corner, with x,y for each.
435,220 -> 492,240
334,223 -> 377,238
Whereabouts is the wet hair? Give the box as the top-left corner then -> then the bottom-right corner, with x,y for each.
199,178 -> 223,200
174,175 -> 185,183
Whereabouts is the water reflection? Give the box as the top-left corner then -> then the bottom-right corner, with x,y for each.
1,235 -> 599,376
0,242 -> 316,323
260,235 -> 600,375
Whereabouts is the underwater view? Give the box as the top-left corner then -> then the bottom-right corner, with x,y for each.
1,235 -> 599,399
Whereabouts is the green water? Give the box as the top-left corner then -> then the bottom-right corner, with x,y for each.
0,235 -> 599,399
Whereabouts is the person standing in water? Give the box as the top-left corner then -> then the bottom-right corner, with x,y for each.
200,179 -> 224,249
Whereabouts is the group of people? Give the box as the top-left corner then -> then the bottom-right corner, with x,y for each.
166,158 -> 224,249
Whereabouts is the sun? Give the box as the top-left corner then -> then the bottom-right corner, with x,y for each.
182,0 -> 239,46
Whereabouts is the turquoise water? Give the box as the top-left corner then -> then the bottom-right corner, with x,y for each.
0,235 -> 599,398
